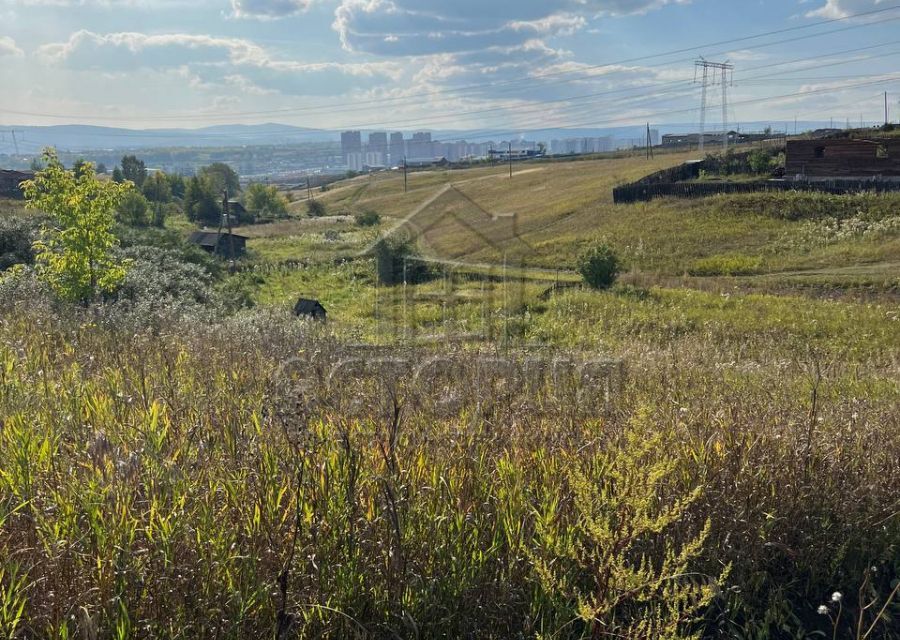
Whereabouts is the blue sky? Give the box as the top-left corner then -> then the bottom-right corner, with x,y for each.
0,0 -> 898,133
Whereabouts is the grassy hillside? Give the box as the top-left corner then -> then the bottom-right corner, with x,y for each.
2,152 -> 898,638
263,156 -> 900,293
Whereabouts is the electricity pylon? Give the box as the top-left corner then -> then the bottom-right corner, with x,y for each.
694,59 -> 733,154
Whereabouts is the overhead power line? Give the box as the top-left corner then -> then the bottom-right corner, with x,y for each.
2,4 -> 900,125
4,43 -> 896,147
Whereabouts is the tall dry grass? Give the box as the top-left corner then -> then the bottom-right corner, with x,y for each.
0,300 -> 897,639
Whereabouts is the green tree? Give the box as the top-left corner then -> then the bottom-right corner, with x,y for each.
184,176 -> 220,226
578,243 -> 620,290
73,158 -> 91,179
112,167 -> 125,183
374,236 -> 431,285
121,155 -> 147,188
748,149 -> 771,174
243,183 -> 288,218
143,172 -> 173,227
166,173 -> 186,200
143,171 -> 172,204
117,190 -> 151,227
22,148 -> 131,303
306,199 -> 327,217
198,163 -> 240,197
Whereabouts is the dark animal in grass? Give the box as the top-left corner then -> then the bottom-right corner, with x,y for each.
293,298 -> 327,322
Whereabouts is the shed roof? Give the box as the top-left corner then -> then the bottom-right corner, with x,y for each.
188,231 -> 248,247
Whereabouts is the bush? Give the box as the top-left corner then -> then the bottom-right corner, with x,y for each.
578,243 -> 620,289
355,210 -> 381,227
307,199 -> 327,217
374,236 -> 432,285
115,246 -> 214,308
244,183 -> 288,219
748,149 -> 771,174
117,190 -> 151,227
0,216 -> 40,271
688,254 -> 762,276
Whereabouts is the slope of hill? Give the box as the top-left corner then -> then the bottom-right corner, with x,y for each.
286,153 -> 900,290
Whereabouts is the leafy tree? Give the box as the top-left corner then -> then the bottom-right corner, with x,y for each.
748,149 -> 772,174
143,171 -> 172,204
184,176 -> 220,226
578,243 -> 620,290
96,163 -> 107,175
121,155 -> 147,188
143,172 -> 173,227
112,167 -> 125,183
244,183 -> 287,218
22,148 -> 131,302
117,190 -> 151,227
73,158 -> 91,179
166,173 -> 186,200
307,199 -> 327,217
198,163 -> 240,197
374,236 -> 431,285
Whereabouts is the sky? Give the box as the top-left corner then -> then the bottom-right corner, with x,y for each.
0,0 -> 899,135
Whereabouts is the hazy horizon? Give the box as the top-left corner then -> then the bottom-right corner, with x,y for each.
1,0 -> 898,138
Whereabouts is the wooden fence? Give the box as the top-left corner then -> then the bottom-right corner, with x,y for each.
613,178 -> 900,204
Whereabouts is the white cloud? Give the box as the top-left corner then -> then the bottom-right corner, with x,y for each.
37,30 -> 403,96
332,0 -> 686,56
0,35 -> 23,57
806,0 -> 883,18
231,0 -> 312,19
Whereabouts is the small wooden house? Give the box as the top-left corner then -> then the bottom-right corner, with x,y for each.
294,298 -> 327,322
785,139 -> 900,179
188,231 -> 248,257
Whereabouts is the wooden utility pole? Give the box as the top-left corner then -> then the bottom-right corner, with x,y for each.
886,91 -> 890,126
646,123 -> 654,159
403,156 -> 408,193
155,176 -> 163,228
508,142 -> 513,179
223,190 -> 236,273
490,143 -> 495,168
306,176 -> 312,201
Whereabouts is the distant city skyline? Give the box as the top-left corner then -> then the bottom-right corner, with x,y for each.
0,0 -> 898,137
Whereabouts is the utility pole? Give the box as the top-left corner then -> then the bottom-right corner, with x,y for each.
885,91 -> 890,126
4,130 -> 23,155
403,156 -> 408,193
508,142 -> 513,179
306,175 -> 312,201
694,59 -> 732,155
155,176 -> 163,228
490,143 -> 495,168
222,190 -> 236,273
646,123 -> 654,159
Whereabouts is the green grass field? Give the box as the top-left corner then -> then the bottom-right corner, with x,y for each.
255,156 -> 900,294
1,150 -> 898,638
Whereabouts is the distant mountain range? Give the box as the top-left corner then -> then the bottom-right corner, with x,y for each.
0,121 -> 847,155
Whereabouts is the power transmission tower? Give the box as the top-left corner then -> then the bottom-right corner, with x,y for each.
694,59 -> 733,154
